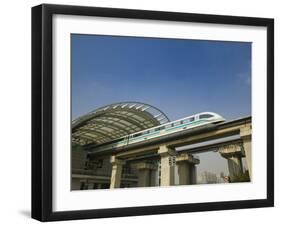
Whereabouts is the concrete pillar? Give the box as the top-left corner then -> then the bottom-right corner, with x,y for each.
134,162 -> 157,187
110,156 -> 125,189
190,165 -> 197,184
219,144 -> 245,182
176,153 -> 200,185
226,156 -> 243,181
177,161 -> 191,185
138,169 -> 150,187
158,145 -> 176,186
240,126 -> 252,179
150,168 -> 158,186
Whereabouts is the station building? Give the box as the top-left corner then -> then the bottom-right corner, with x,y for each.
72,102 -> 170,190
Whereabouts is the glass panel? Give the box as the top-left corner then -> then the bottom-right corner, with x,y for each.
199,114 -> 213,119
133,133 -> 142,138
165,124 -> 172,129
183,117 -> 195,123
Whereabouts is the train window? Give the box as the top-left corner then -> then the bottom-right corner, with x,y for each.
174,121 -> 181,126
165,124 -> 172,129
199,114 -> 213,119
115,137 -> 125,143
133,133 -> 141,138
155,126 -> 164,131
183,117 -> 194,123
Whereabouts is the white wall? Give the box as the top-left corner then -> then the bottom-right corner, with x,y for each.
0,0 -> 279,225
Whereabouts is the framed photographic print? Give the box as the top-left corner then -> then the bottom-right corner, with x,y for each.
31,4 -> 274,221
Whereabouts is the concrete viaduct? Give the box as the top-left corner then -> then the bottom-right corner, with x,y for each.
85,116 -> 252,189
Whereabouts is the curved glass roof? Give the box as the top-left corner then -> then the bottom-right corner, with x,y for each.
72,102 -> 170,146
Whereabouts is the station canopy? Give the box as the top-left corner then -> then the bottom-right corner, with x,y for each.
72,102 -> 170,146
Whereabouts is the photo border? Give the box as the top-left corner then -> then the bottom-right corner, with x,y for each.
31,4 -> 274,221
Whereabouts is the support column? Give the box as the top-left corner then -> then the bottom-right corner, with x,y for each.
134,162 -> 157,187
110,156 -> 125,189
158,145 -> 176,186
226,156 -> 243,180
176,153 -> 200,185
190,165 -> 198,184
240,126 -> 252,179
150,167 -> 158,187
219,144 -> 245,182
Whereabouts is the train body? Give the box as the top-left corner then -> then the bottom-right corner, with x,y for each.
90,112 -> 225,152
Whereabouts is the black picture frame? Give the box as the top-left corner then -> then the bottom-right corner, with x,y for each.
32,4 -> 274,222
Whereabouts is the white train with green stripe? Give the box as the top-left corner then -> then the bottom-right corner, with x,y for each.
91,112 -> 225,152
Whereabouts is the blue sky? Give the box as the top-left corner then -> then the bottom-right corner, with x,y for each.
72,34 -> 251,121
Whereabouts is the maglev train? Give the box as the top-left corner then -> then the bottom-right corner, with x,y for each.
90,112 -> 225,152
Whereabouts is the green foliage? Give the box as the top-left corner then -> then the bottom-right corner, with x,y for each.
230,170 -> 250,183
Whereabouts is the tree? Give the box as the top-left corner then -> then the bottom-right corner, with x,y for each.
230,170 -> 250,183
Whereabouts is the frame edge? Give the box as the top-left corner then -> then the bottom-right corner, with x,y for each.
32,4 -> 54,222
31,4 -> 43,221
31,3 -> 275,221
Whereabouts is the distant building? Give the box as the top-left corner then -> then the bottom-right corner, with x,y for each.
199,171 -> 225,184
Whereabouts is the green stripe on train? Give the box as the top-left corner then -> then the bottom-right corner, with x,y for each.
121,119 -> 207,143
